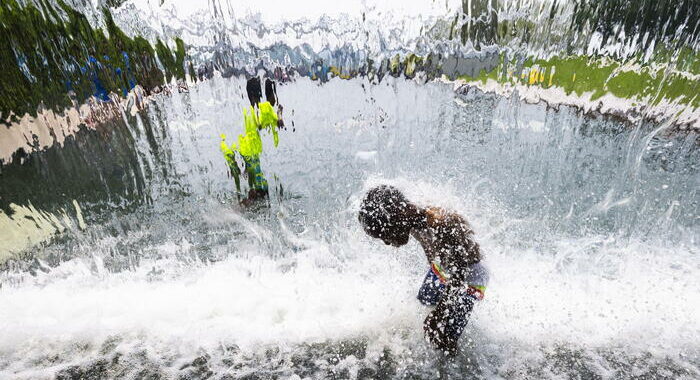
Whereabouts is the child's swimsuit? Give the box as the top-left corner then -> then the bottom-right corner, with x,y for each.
417,261 -> 489,340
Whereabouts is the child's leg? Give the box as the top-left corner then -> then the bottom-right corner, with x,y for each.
243,155 -> 269,193
442,294 -> 476,341
417,269 -> 444,306
246,77 -> 262,106
265,79 -> 277,106
424,293 -> 477,355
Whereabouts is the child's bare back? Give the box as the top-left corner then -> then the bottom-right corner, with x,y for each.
359,186 -> 489,355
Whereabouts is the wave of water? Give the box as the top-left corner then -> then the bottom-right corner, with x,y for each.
1,1 -> 699,379
1,76 -> 698,378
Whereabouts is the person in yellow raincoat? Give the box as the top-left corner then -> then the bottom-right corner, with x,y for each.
220,77 -> 283,203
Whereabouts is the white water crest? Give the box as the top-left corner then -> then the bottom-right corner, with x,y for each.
1,76 -> 698,378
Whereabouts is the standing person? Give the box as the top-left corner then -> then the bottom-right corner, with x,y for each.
220,76 -> 284,204
358,185 -> 489,355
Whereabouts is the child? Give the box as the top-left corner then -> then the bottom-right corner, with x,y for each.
358,185 -> 489,355
220,77 -> 284,204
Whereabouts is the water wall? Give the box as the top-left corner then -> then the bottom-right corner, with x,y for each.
0,1 -> 698,379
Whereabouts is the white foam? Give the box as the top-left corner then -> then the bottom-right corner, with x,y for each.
1,76 -> 697,378
0,238 -> 422,352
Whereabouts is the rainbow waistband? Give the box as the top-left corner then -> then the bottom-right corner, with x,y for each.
431,262 -> 486,300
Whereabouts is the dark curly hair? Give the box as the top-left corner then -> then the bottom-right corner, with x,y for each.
358,185 -> 414,243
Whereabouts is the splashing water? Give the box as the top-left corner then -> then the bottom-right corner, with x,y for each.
0,1 -> 699,379
1,75 -> 697,379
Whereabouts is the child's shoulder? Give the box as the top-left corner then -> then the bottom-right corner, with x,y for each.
425,207 -> 468,228
425,207 -> 446,224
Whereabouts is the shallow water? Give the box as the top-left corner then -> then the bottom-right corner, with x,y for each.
1,76 -> 698,379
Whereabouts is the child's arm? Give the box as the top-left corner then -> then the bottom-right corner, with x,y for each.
220,134 -> 242,192
257,102 -> 279,147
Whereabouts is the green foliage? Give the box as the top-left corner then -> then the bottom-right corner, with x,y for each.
572,0 -> 700,52
459,53 -> 700,109
0,0 -> 188,121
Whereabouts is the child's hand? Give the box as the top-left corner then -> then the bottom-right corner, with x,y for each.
423,307 -> 458,356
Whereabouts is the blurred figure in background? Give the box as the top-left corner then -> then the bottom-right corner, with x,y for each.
220,76 -> 284,205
